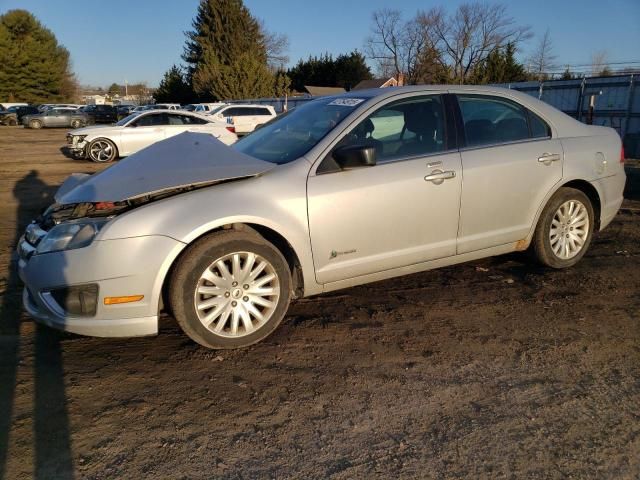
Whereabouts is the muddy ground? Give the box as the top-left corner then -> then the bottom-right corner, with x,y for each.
0,127 -> 639,480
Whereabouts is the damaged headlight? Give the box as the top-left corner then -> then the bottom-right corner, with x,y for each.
36,219 -> 108,254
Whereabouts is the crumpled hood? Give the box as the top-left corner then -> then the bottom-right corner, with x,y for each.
56,131 -> 275,204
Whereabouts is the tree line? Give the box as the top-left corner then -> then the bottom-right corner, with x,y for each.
0,2 -> 625,104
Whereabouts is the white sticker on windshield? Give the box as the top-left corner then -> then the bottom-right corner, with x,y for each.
328,98 -> 365,107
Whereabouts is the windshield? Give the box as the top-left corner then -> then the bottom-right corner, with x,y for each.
232,97 -> 365,164
115,112 -> 142,126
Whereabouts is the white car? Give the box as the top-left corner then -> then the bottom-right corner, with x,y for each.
209,104 -> 276,135
66,110 -> 237,162
185,102 -> 227,113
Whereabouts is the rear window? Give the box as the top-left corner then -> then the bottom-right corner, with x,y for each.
528,110 -> 551,138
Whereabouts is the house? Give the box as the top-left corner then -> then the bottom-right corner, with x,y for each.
303,85 -> 346,96
353,76 -> 404,91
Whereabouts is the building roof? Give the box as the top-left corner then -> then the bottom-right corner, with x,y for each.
304,85 -> 346,96
353,78 -> 398,90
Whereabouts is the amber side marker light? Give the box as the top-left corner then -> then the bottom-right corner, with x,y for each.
104,295 -> 144,305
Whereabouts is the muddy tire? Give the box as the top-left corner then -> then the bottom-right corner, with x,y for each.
169,230 -> 292,349
532,187 -> 594,269
70,119 -> 82,129
29,119 -> 42,129
87,138 -> 118,162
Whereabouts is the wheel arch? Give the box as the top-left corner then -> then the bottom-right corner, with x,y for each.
159,222 -> 306,316
526,177 -> 603,249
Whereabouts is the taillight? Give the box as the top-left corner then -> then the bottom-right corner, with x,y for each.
226,126 -> 235,133
620,146 -> 625,163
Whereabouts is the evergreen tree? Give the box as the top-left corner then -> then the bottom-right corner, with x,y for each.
287,50 -> 372,92
0,10 -> 77,102
561,68 -> 574,80
472,43 -> 529,84
183,0 -> 272,100
334,51 -> 372,90
273,70 -> 291,97
155,65 -> 192,103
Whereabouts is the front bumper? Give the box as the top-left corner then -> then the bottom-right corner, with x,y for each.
66,134 -> 88,157
18,234 -> 185,338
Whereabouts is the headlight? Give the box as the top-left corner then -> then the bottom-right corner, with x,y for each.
74,134 -> 87,142
36,219 -> 107,254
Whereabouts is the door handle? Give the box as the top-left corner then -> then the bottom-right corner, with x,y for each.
424,169 -> 456,185
538,153 -> 561,165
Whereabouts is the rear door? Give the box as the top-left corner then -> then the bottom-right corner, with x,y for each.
455,94 -> 563,253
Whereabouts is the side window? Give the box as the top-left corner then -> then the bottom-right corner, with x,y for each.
167,114 -> 186,125
333,95 -> 446,163
134,113 -> 169,126
187,115 -> 208,125
255,108 -> 271,116
458,95 -> 530,147
528,110 -> 551,138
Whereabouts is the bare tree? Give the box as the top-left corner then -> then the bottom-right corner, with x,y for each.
259,20 -> 290,71
364,9 -> 427,83
419,3 -> 532,84
528,28 -> 557,80
590,50 -> 610,76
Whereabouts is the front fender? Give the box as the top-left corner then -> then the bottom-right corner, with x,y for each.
99,159 -> 322,296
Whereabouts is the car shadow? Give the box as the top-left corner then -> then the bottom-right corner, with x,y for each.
0,170 -> 74,480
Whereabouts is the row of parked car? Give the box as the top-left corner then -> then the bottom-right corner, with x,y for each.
0,101 -> 277,133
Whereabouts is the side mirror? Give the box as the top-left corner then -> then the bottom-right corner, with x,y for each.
333,144 -> 377,169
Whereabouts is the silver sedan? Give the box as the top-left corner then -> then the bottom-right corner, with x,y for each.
17,85 -> 626,349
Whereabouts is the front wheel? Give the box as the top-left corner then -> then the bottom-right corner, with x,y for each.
87,138 -> 117,162
169,230 -> 292,349
70,119 -> 82,129
532,187 -> 594,268
29,119 -> 42,129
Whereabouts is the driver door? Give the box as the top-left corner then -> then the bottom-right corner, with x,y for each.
120,112 -> 167,156
307,94 -> 462,284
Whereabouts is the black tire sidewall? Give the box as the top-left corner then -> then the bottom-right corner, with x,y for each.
170,232 -> 292,349
535,188 -> 594,268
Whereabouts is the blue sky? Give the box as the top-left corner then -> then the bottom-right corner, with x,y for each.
1,0 -> 638,87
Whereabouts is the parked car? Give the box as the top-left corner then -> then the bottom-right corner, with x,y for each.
17,85 -> 625,349
116,105 -> 136,119
22,108 -> 89,129
38,104 -> 82,112
0,112 -> 17,126
81,104 -> 118,124
184,103 -> 227,113
209,104 -> 276,135
0,104 -> 36,125
153,103 -> 182,111
0,102 -> 28,110
66,110 -> 237,162
15,105 -> 40,123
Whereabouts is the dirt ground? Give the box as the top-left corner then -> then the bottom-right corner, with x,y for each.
0,127 -> 638,480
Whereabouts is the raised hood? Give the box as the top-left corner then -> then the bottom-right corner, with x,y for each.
56,132 -> 275,204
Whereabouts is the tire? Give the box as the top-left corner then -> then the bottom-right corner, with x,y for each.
8,117 -> 17,126
169,230 -> 292,349
532,187 -> 594,269
87,138 -> 118,162
70,119 -> 81,129
29,119 -> 42,129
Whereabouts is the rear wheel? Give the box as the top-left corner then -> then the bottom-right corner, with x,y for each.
70,119 -> 82,129
88,138 -> 117,162
532,187 -> 594,268
29,119 -> 42,129
169,230 -> 292,349
7,117 -> 17,126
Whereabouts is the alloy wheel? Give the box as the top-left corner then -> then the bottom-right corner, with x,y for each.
549,200 -> 589,260
89,140 -> 114,162
194,251 -> 281,338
